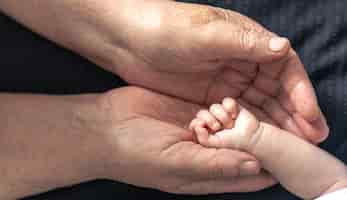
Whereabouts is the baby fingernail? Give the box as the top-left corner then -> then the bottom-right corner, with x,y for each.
212,122 -> 220,130
269,37 -> 288,52
240,161 -> 260,176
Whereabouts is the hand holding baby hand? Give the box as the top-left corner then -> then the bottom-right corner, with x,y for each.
96,87 -> 275,194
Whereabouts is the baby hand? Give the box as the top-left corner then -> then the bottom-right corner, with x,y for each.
189,97 -> 261,151
189,97 -> 347,199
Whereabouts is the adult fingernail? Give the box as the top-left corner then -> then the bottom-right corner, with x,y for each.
239,161 -> 260,176
269,37 -> 288,52
312,116 -> 330,143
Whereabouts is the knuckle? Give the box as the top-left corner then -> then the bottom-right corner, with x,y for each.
190,8 -> 230,49
239,29 -> 257,53
196,110 -> 206,117
209,104 -> 220,112
188,6 -> 225,26
197,110 -> 210,121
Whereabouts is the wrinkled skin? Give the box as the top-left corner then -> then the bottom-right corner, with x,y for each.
0,0 -> 330,196
93,87 -> 275,194
109,0 -> 329,143
70,0 -> 329,193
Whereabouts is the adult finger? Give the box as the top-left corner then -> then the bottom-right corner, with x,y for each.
193,8 -> 291,63
164,142 -> 262,180
278,50 -> 329,142
172,172 -> 276,194
169,2 -> 291,63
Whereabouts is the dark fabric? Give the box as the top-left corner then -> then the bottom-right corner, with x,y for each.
0,15 -> 127,94
0,0 -> 346,199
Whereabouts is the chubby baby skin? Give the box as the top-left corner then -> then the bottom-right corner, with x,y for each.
189,98 -> 347,199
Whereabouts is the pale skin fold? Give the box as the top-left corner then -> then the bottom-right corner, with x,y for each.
190,97 -> 347,199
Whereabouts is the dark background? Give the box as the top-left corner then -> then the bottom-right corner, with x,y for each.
0,1 -> 346,199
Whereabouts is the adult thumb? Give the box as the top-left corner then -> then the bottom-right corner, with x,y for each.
192,8 -> 291,63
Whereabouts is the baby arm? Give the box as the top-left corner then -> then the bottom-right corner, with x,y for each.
251,122 -> 347,199
190,98 -> 347,199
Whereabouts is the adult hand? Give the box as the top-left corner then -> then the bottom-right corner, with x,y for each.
109,0 -> 329,143
91,86 -> 275,194
0,87 -> 273,199
0,0 -> 328,143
